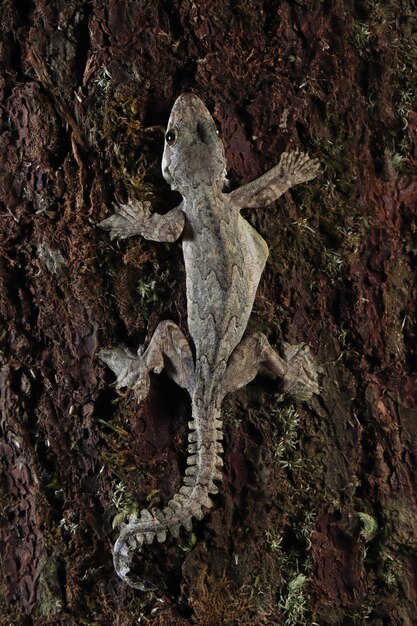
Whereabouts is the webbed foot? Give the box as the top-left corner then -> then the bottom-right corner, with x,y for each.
278,149 -> 321,186
281,342 -> 321,401
99,346 -> 151,401
98,200 -> 152,241
222,333 -> 321,401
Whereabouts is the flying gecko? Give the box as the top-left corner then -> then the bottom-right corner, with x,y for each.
99,93 -> 320,589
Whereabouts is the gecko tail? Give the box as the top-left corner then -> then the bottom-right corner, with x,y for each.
112,411 -> 224,589
99,342 -> 225,589
113,526 -> 154,591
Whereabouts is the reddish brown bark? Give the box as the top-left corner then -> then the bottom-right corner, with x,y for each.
1,1 -> 417,624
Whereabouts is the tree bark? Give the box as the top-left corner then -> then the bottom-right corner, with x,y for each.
1,1 -> 417,624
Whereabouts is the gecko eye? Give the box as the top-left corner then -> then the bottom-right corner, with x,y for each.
166,129 -> 177,145
213,117 -> 221,135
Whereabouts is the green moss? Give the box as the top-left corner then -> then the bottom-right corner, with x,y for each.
188,573 -> 282,625
279,573 -> 309,626
98,410 -> 141,477
96,83 -> 165,198
94,66 -> 113,94
111,479 -> 139,529
35,556 -> 64,618
272,405 -> 302,471
350,0 -> 417,166
255,398 -> 326,624
263,98 -> 367,299
358,512 -> 378,542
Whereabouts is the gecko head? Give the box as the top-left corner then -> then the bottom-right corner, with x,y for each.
162,93 -> 227,192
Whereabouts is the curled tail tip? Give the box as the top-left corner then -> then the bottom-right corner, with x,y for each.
111,487 -> 219,588
113,533 -> 146,590
111,407 -> 225,588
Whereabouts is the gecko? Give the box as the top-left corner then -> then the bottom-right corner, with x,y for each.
98,93 -> 320,589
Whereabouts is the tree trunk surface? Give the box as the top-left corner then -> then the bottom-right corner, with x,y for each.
1,1 -> 417,624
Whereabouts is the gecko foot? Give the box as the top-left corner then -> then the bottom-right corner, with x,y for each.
98,200 -> 152,240
99,346 -> 151,401
279,149 -> 321,186
281,342 -> 321,401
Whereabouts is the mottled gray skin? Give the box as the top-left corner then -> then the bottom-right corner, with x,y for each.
99,93 -> 321,589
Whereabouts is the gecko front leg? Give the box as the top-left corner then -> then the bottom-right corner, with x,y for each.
222,332 -> 320,401
228,150 -> 320,209
99,199 -> 185,242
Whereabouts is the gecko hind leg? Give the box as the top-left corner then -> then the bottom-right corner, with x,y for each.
222,332 -> 320,401
99,320 -> 195,399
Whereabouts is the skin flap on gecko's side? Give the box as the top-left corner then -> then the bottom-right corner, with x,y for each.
98,93 -> 321,590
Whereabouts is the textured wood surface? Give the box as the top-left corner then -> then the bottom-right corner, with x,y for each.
1,1 -> 416,624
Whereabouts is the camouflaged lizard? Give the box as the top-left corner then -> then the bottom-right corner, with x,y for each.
99,93 -> 320,589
